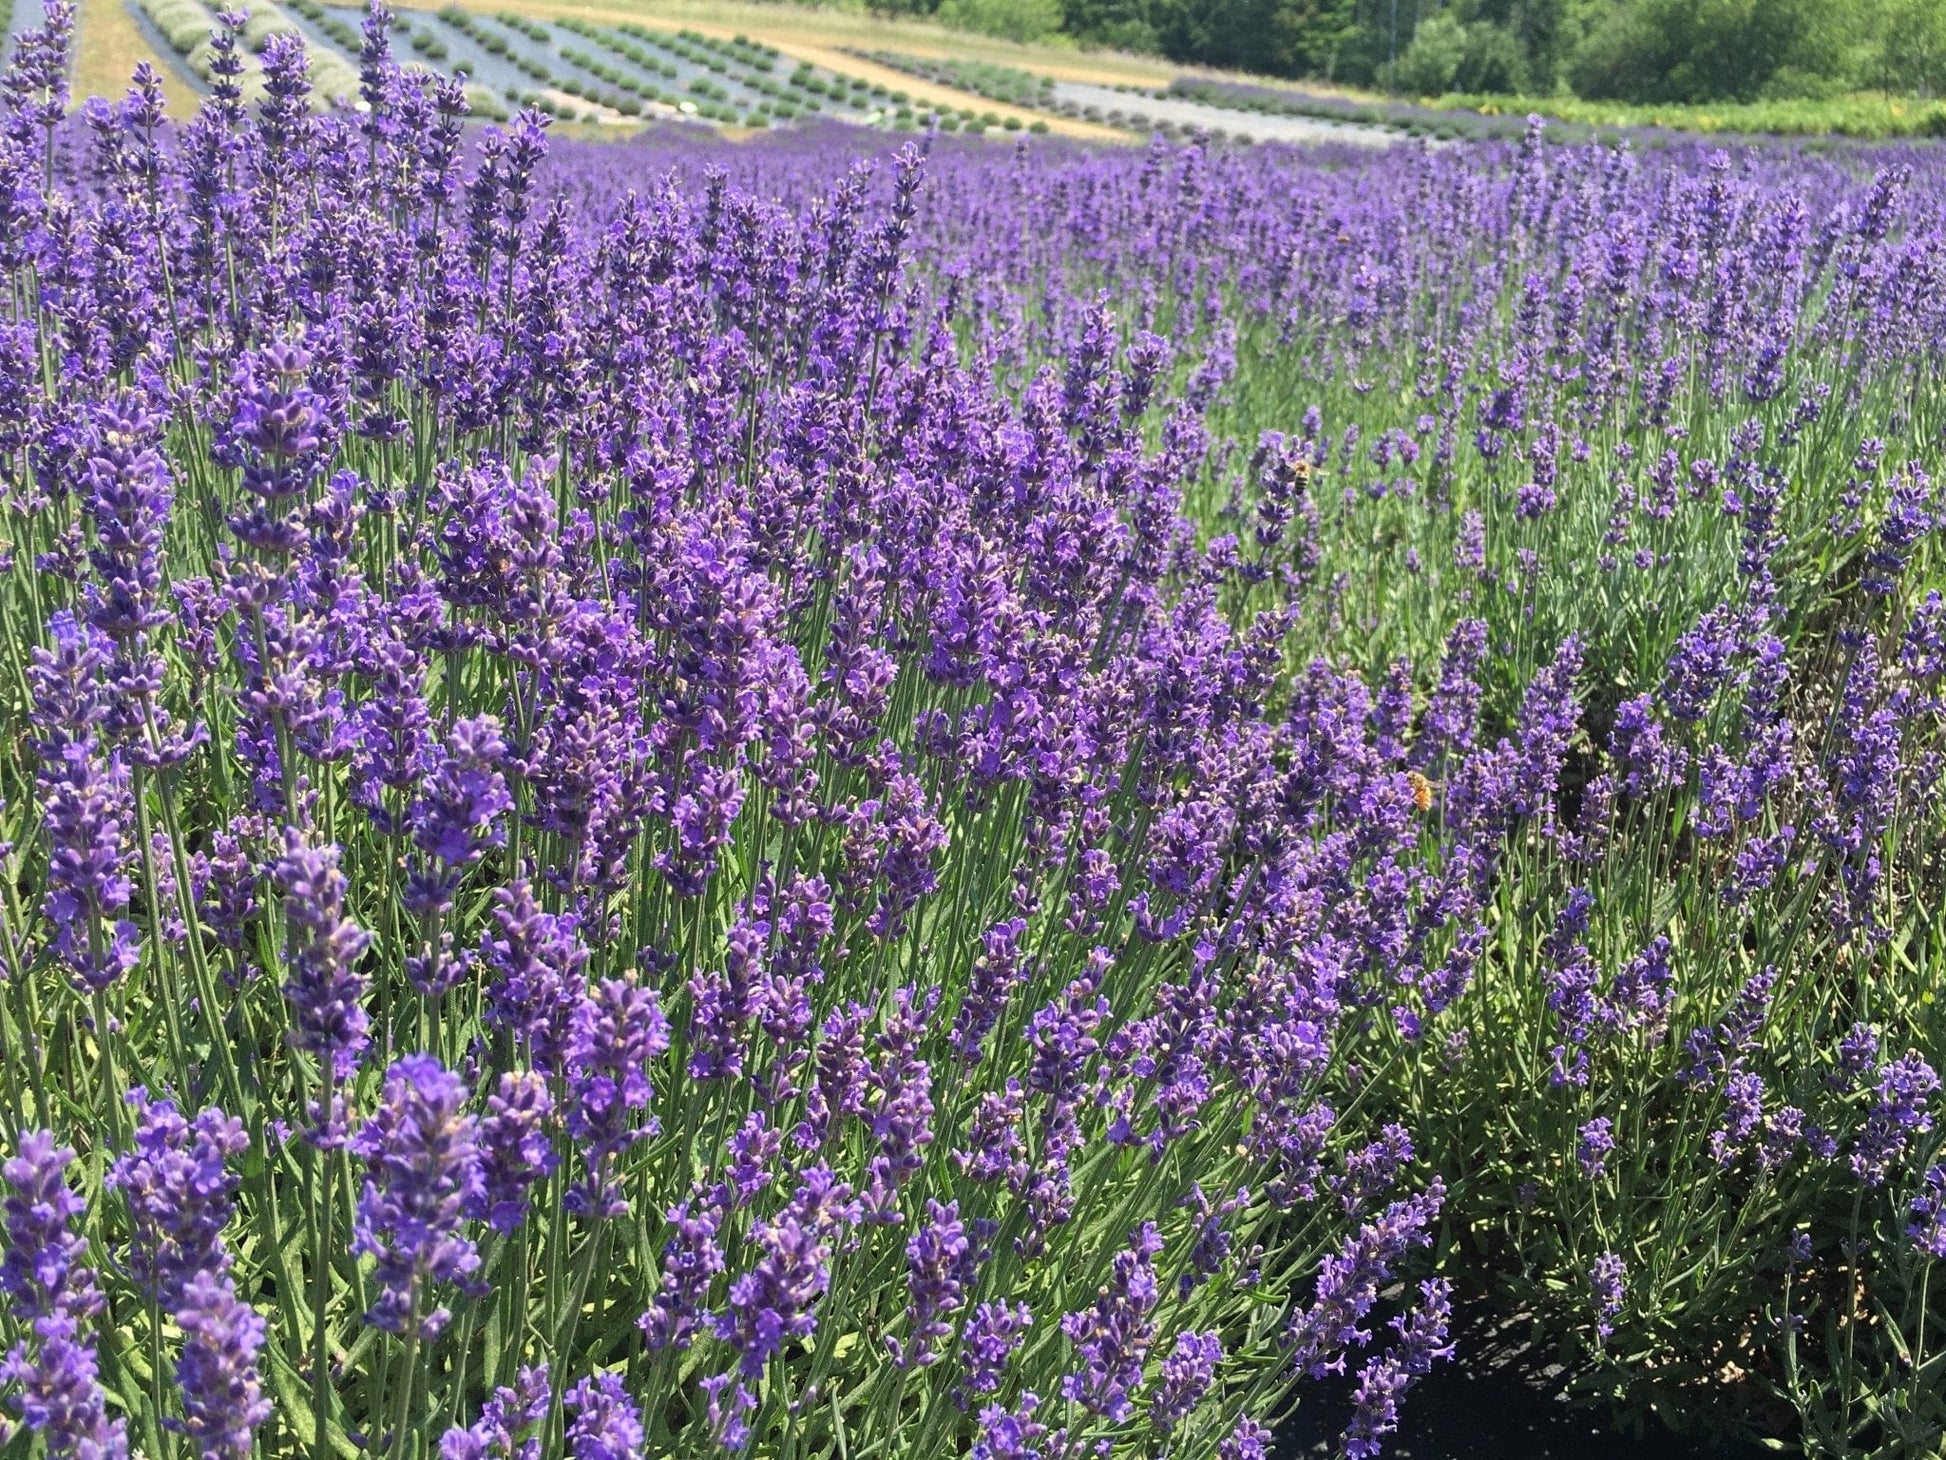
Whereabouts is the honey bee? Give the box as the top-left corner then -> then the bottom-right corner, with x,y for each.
1405,770 -> 1435,812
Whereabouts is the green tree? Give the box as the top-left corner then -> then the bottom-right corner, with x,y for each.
1460,0 -> 1570,87
1876,0 -> 1946,96
1061,0 -> 1165,53
1265,0 -> 1365,77
1153,0 -> 1304,74
1391,9 -> 1466,90
1564,0 -> 1855,102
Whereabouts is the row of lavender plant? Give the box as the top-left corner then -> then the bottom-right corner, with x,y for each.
752,119 -> 1946,1450
0,6 -> 1468,1460
0,2 -> 1939,1457
1199,127 -> 1946,1453
494,101 -> 1946,1454
845,108 -> 1946,1453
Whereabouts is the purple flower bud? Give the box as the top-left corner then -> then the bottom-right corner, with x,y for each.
350,1055 -> 484,1338
1589,1252 -> 1625,1342
467,1071 -> 555,1235
172,1271 -> 269,1460
276,831 -> 373,1091
108,1091 -> 247,1308
1150,1330 -> 1223,1435
439,1365 -> 549,1460
564,1372 -> 643,1460
564,975 -> 671,1217
0,1133 -> 126,1460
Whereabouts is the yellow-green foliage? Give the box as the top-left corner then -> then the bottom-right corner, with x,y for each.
160,0 -> 357,105
240,4 -> 300,54
138,0 -> 211,55
1435,89 -> 1946,139
465,80 -> 510,120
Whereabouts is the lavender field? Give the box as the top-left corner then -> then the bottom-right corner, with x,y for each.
0,3 -> 1940,1459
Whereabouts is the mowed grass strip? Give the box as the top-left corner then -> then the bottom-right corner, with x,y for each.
76,0 -> 201,113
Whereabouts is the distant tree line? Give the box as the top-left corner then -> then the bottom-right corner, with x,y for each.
876,0 -> 1946,102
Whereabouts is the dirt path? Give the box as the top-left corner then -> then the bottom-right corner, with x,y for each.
74,0 -> 202,114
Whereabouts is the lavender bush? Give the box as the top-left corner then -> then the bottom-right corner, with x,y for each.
0,2 -> 1938,1458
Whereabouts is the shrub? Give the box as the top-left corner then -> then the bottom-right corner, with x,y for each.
934,0 -> 1063,44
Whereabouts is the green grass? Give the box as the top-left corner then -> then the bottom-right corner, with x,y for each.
1434,89 -> 1946,139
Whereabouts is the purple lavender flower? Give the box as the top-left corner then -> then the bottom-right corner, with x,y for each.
1850,1052 -> 1939,1189
1342,1279 -> 1453,1460
861,986 -> 939,1216
466,1071 -> 555,1235
108,1091 -> 247,1307
439,1365 -> 549,1460
1150,1329 -> 1223,1436
950,917 -> 1029,1064
1,1135 -> 100,1330
1059,1222 -> 1164,1422
172,1270 -> 269,1460
1332,1125 -> 1415,1215
1710,1072 -> 1768,1168
1836,1023 -> 1882,1086
349,1055 -> 484,1338
1862,461 -> 1933,596
1288,1181 -> 1445,1379
1679,967 -> 1776,1090
720,1113 -> 784,1210
1589,1252 -> 1625,1342
699,1371 -> 757,1453
564,1373 -> 643,1460
1512,635 -> 1583,817
970,1393 -> 1055,1460
479,880 -> 586,1075
889,1199 -> 977,1370
1577,1118 -> 1615,1180
1909,1166 -> 1946,1259
959,1300 -> 1032,1400
276,831 -> 373,1091
221,340 -> 329,553
710,1166 -> 860,1385
0,1133 -> 126,1460
1608,695 -> 1684,798
639,1195 -> 726,1354
564,975 -> 671,1217
2,0 -> 72,144
1218,1416 -> 1273,1460
29,613 -> 140,994
407,715 -> 513,907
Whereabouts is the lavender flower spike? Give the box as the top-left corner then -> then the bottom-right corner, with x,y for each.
0,1133 -> 127,1460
